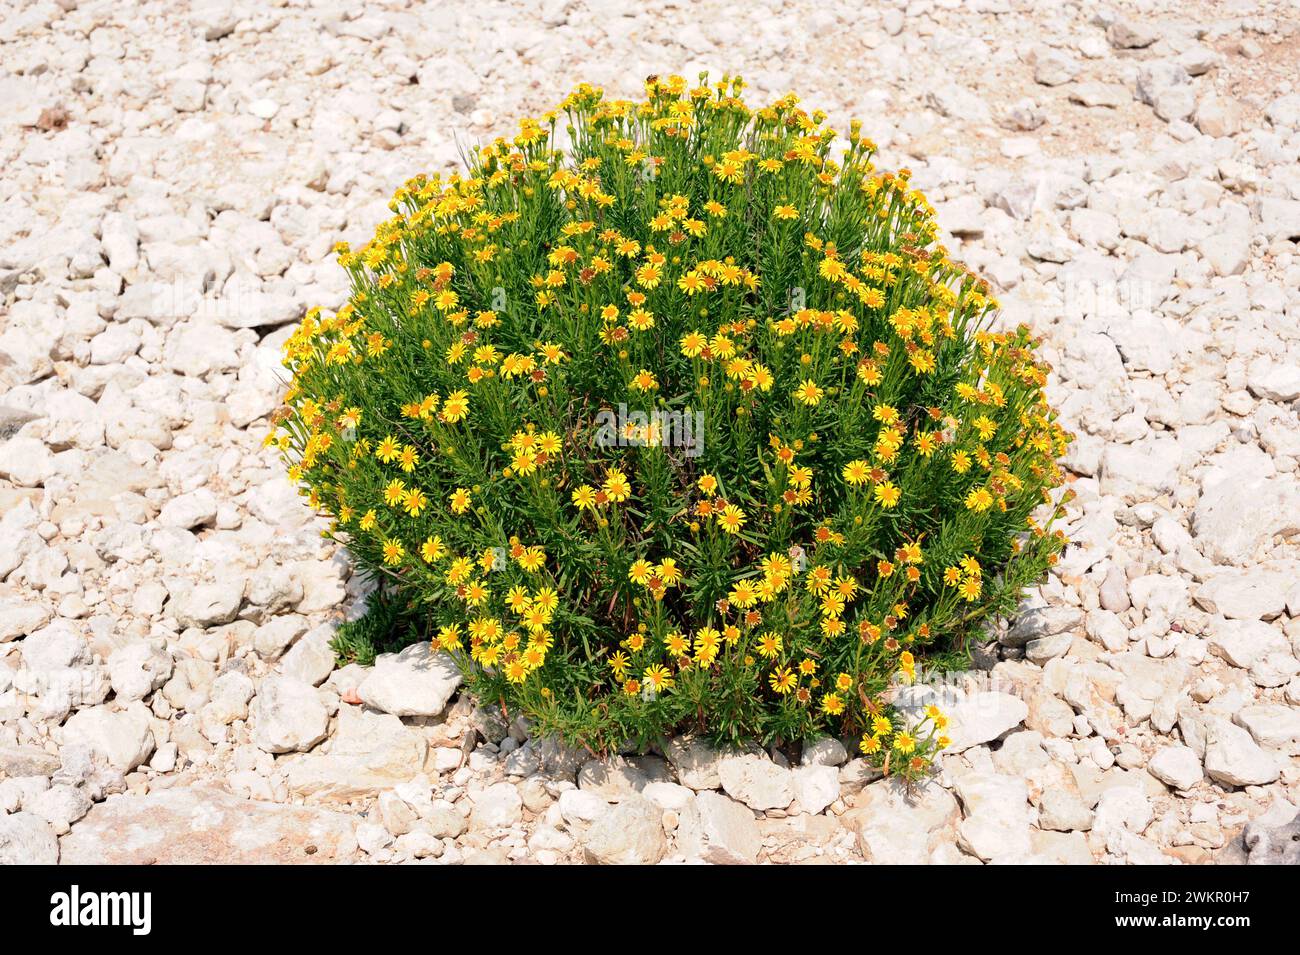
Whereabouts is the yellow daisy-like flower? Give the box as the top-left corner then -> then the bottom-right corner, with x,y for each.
716,504 -> 747,535
419,536 -> 446,563
680,331 -> 708,358
628,559 -> 654,586
440,390 -> 470,423
602,468 -> 631,502
874,481 -> 901,508
401,488 -> 428,517
842,459 -> 870,486
769,666 -> 796,694
972,415 -> 997,441
793,379 -> 824,406
571,484 -> 596,510
694,628 -> 721,664
642,664 -> 674,693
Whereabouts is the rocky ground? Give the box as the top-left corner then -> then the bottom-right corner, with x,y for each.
2,0 -> 1299,865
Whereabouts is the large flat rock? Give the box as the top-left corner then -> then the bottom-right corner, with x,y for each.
59,786 -> 358,864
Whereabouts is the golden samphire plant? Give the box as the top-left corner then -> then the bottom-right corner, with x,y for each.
272,74 -> 1071,779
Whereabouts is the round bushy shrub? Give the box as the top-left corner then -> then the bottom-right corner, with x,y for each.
274,75 -> 1070,777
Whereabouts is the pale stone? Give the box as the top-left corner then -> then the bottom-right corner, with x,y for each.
1147,745 -> 1203,790
895,685 -> 1028,753
469,782 -> 522,829
250,675 -> 328,754
676,791 -> 762,864
356,642 -> 462,718
61,702 -> 155,772
1233,705 -> 1300,749
60,787 -> 357,863
846,778 -> 961,864
665,735 -> 724,790
285,707 -> 429,800
718,753 -> 794,811
1204,721 -> 1280,787
0,812 -> 59,864
581,794 -> 667,864
557,788 -> 610,827
107,641 -> 173,702
953,771 -> 1032,861
791,764 -> 840,815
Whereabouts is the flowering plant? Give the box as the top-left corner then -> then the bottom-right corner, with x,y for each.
273,75 -> 1070,778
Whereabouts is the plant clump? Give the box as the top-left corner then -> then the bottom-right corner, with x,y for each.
273,74 -> 1071,779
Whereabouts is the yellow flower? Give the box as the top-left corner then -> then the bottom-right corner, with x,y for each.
436,624 -> 462,651
677,272 -> 705,295
872,404 -> 900,425
571,484 -> 596,510
965,487 -> 994,512
401,488 -> 428,517
908,349 -> 935,374
449,487 -> 473,514
382,479 -> 407,507
656,558 -> 682,586
793,379 -> 824,406
420,536 -> 446,563
381,539 -> 405,565
874,481 -> 901,508
716,504 -> 746,535
728,580 -> 758,608
842,459 -> 869,485
636,262 -> 662,288
694,627 -> 721,664
680,331 -> 708,358
769,666 -> 796,694
628,559 -> 654,585
642,664 -> 674,693
441,390 -> 470,423
602,468 -> 631,502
